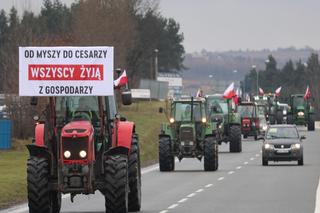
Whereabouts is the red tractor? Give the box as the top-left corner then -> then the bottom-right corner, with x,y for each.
26,76 -> 141,213
238,102 -> 261,140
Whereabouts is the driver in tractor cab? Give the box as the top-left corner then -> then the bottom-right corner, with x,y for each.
73,97 -> 99,122
181,105 -> 192,121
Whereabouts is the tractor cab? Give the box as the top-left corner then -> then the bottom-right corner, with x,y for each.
238,102 -> 260,140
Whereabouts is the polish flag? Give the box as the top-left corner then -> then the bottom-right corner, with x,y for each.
223,82 -> 236,99
275,86 -> 282,97
259,87 -> 264,96
114,70 -> 128,88
304,86 -> 311,100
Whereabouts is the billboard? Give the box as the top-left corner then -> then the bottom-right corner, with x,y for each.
19,46 -> 114,96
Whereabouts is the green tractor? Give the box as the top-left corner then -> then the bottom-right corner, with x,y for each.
287,94 -> 315,131
254,94 -> 283,124
158,97 -> 219,171
205,94 -> 242,153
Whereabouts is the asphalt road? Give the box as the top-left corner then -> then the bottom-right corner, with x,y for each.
3,127 -> 320,213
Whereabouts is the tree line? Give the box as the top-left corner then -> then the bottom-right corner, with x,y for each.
0,0 -> 185,138
243,53 -> 320,111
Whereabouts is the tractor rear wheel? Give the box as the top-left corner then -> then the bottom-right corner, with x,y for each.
204,137 -> 218,171
105,155 -> 129,213
229,126 -> 242,153
27,156 -> 61,213
276,111 -> 283,124
159,137 -> 175,171
308,116 -> 315,131
128,134 -> 141,212
287,114 -> 293,124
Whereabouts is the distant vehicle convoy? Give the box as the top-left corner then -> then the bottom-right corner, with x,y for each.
261,125 -> 305,166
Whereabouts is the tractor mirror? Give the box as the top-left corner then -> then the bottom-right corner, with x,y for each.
121,89 -> 132,105
300,135 -> 306,140
159,107 -> 164,113
30,97 -> 38,106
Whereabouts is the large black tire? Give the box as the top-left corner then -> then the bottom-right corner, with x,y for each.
269,115 -> 275,125
229,126 -> 242,153
204,137 -> 218,171
27,156 -> 61,213
298,156 -> 304,166
159,137 -> 175,171
308,116 -> 315,131
128,135 -> 141,212
287,114 -> 293,124
105,155 -> 129,213
276,111 -> 283,124
262,157 -> 268,166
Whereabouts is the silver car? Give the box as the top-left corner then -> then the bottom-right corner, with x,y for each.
262,125 -> 305,166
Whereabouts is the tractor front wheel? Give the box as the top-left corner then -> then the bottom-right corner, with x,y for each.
159,137 -> 175,171
229,126 -> 242,153
27,156 -> 61,213
204,137 -> 219,171
104,155 -> 129,213
128,135 -> 141,212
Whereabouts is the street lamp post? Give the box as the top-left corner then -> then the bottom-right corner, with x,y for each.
154,49 -> 159,80
252,65 -> 258,95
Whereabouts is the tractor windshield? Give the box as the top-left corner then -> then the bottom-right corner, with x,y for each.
173,102 -> 202,122
55,96 -> 100,126
207,98 -> 228,114
238,105 -> 255,117
293,96 -> 305,107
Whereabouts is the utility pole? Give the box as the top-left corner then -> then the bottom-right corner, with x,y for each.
154,49 -> 159,80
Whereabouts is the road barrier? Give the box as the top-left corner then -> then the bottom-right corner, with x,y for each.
0,119 -> 12,149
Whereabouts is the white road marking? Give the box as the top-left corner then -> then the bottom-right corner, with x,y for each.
159,210 -> 168,213
250,157 -> 255,161
187,193 -> 196,198
236,166 -> 242,169
205,184 -> 213,188
314,176 -> 320,213
178,198 -> 188,203
196,189 -> 204,193
168,204 -> 179,209
244,161 -> 249,165
228,171 -> 235,175
218,177 -> 225,181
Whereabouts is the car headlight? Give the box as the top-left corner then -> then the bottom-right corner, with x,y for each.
169,118 -> 175,123
298,112 -> 304,117
79,150 -> 87,158
64,151 -> 71,158
202,117 -> 207,123
283,110 -> 287,115
264,143 -> 273,149
292,143 -> 301,149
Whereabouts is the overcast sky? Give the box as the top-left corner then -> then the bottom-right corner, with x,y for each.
1,0 -> 320,53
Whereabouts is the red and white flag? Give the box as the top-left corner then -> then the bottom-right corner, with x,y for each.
114,70 -> 128,88
275,86 -> 282,97
259,87 -> 264,96
304,86 -> 311,100
223,82 -> 236,99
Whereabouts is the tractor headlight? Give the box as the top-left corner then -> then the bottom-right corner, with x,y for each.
264,143 -> 273,149
169,118 -> 175,123
292,143 -> 301,149
79,150 -> 87,158
64,151 -> 71,159
189,141 -> 194,146
262,125 -> 268,131
298,112 -> 304,117
283,110 -> 287,115
202,117 -> 207,123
